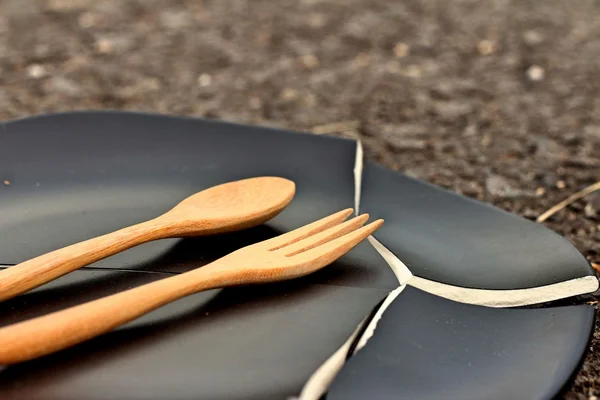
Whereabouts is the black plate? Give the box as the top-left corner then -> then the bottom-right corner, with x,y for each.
0,111 -> 595,399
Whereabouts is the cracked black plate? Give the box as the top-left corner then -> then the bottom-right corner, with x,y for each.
0,111 -> 595,399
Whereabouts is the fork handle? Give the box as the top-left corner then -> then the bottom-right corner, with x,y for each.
0,219 -> 165,302
0,265 -> 226,365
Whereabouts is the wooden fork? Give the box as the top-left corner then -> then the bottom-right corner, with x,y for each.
0,209 -> 382,365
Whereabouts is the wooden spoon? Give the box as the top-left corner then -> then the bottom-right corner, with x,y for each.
0,176 -> 295,302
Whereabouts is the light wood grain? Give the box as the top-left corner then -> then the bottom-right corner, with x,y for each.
0,210 -> 383,364
0,177 -> 295,302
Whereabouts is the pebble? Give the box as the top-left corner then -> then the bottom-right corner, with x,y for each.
27,64 -> 47,79
308,13 -> 327,28
3,180 -> 10,186
301,54 -> 319,69
78,12 -> 97,28
585,204 -> 596,218
524,30 -> 544,46
529,136 -> 561,156
353,52 -> 371,67
526,65 -> 545,81
95,35 -> 135,54
486,175 -> 527,198
280,88 -> 298,101
45,76 -> 81,96
380,123 -> 428,137
587,193 -> 600,217
386,138 -> 428,151
404,65 -> 422,78
477,39 -> 496,55
393,42 -> 409,58
433,101 -> 472,121
197,74 -> 212,87
160,10 -> 191,30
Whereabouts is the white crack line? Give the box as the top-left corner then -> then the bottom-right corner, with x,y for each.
296,140 -> 404,400
368,235 -> 412,285
367,232 -> 599,307
353,138 -> 599,306
295,285 -> 406,400
408,275 -> 599,308
353,139 -> 363,215
295,315 -> 367,400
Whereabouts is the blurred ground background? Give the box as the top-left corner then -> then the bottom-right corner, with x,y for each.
1,0 -> 599,398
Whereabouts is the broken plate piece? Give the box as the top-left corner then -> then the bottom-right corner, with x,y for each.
359,161 -> 598,293
326,286 -> 594,400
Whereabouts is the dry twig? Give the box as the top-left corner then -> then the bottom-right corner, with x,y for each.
537,181 -> 600,223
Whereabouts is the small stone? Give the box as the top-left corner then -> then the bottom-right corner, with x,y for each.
477,39 -> 496,55
96,38 -> 113,54
463,124 -> 477,137
404,65 -> 422,78
301,54 -> 319,69
535,187 -> 545,196
433,101 -> 472,121
556,180 -> 566,189
587,193 -> 600,215
95,35 -> 134,54
523,30 -> 544,45
529,136 -> 561,156
3,180 -> 10,186
197,74 -> 212,87
393,42 -> 409,58
78,11 -> 97,28
27,64 -> 47,79
160,10 -> 190,30
526,65 -> 545,81
481,134 -> 492,146
280,88 -> 298,101
386,138 -> 428,151
353,52 -> 371,67
585,204 -> 596,218
486,175 -> 527,198
308,13 -> 327,28
46,76 -> 81,96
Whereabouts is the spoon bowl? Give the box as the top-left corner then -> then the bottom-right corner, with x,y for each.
164,176 -> 296,236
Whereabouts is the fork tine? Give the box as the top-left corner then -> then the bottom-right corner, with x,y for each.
292,220 -> 384,266
280,214 -> 369,256
266,208 -> 354,250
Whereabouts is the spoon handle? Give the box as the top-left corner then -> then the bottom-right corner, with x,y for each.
0,220 -> 164,302
0,266 -> 224,365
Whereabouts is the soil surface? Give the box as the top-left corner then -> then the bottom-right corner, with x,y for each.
1,0 -> 600,398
